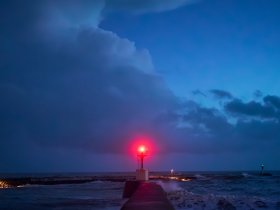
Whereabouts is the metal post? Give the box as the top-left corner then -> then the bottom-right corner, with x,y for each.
261,164 -> 264,175
140,154 -> 144,169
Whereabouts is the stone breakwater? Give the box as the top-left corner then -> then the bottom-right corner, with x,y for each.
0,174 -> 196,188
0,176 -> 129,188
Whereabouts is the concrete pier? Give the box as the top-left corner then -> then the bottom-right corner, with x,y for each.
122,180 -> 141,198
121,182 -> 175,210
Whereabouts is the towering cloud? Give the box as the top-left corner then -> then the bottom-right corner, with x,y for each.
33,0 -> 196,31
1,0 -> 280,172
0,0 -> 191,171
106,0 -> 196,13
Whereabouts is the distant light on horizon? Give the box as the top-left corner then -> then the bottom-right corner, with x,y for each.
0,181 -> 10,189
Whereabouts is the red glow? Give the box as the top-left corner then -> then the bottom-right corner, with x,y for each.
138,145 -> 146,153
129,135 -> 156,158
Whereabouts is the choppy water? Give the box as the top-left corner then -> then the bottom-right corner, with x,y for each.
0,179 -> 125,210
160,171 -> 280,210
0,171 -> 280,210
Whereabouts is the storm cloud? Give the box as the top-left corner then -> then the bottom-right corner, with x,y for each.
1,0 -> 280,172
0,0 -> 190,171
210,89 -> 233,99
225,98 -> 280,120
1,23 -> 176,150
106,0 -> 197,13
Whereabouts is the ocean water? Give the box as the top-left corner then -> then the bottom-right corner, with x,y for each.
160,171 -> 280,210
0,171 -> 280,210
0,177 -> 125,210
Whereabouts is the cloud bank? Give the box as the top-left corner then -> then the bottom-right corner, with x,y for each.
1,0 -> 279,171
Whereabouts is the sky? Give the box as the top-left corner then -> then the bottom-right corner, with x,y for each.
0,0 -> 280,173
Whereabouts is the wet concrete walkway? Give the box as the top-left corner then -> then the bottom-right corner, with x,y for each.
121,182 -> 175,210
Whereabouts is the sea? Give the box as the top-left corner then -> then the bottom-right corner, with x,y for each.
0,171 -> 280,210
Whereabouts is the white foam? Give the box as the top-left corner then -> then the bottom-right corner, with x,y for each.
194,174 -> 207,179
156,180 -> 183,193
166,189 -> 277,210
241,172 -> 252,177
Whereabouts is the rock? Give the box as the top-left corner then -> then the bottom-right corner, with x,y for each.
254,200 -> 267,208
217,198 -> 236,210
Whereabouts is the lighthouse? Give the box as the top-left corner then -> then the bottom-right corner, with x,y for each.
136,145 -> 149,181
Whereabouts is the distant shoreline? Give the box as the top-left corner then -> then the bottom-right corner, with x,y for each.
1,170 -> 278,188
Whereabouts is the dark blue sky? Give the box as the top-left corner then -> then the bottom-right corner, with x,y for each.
102,0 -> 280,97
1,0 -> 280,172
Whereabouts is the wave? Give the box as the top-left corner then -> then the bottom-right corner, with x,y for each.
241,172 -> 253,178
194,174 -> 208,179
188,172 -> 273,181
156,181 -> 183,193
166,188 -> 278,210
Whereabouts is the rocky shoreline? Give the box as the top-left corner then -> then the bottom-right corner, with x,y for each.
0,174 -> 197,188
0,176 -> 130,188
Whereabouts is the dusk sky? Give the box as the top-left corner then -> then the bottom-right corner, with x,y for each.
1,0 -> 280,173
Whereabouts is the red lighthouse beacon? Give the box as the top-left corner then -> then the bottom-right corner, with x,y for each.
136,145 -> 149,181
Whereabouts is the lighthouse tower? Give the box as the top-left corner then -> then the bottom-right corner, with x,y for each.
136,145 -> 149,181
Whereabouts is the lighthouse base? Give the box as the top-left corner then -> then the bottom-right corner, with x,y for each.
136,169 -> 149,181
